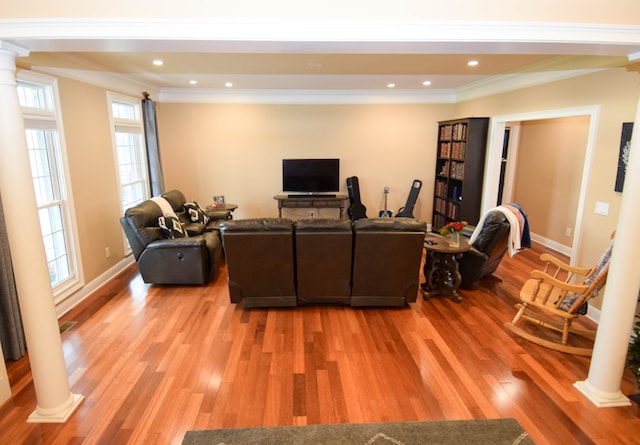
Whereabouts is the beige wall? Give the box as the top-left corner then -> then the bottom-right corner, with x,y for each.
55,77 -> 127,283
157,103 -> 452,222
513,117 -> 590,246
454,68 -> 639,270
2,0 -> 639,24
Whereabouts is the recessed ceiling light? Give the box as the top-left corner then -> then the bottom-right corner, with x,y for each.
422,80 -> 432,86
152,60 -> 163,66
387,83 -> 396,88
468,60 -> 479,66
189,80 -> 197,85
225,82 -> 233,88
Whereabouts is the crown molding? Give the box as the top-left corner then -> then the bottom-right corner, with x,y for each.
0,40 -> 29,56
26,63 -> 601,105
2,18 -> 640,56
29,66 -> 159,99
456,69 -> 602,102
158,88 -> 456,104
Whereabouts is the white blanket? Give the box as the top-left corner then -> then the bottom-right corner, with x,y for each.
151,196 -> 178,219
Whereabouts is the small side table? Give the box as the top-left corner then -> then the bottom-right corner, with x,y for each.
422,234 -> 470,303
206,203 -> 238,220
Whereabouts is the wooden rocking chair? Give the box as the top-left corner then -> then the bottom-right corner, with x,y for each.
504,236 -> 614,356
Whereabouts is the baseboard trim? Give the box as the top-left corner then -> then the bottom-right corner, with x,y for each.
530,233 -> 571,256
55,256 -> 135,318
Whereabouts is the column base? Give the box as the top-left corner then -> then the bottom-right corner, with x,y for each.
574,380 -> 631,408
27,393 -> 84,423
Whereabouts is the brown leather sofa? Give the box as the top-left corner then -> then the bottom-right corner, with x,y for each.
219,218 -> 297,308
119,190 -> 227,285
219,217 -> 426,307
351,218 -> 427,306
294,218 -> 353,305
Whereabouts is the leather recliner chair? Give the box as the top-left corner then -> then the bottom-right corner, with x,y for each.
457,210 -> 511,289
294,218 -> 353,305
351,218 -> 427,307
219,218 -> 297,308
119,191 -> 224,285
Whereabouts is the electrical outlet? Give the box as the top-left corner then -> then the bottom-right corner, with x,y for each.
566,227 -> 572,237
105,247 -> 111,258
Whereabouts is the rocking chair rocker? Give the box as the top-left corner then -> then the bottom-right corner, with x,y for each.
504,234 -> 614,356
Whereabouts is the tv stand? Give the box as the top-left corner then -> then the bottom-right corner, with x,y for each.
274,194 -> 348,218
287,193 -> 337,198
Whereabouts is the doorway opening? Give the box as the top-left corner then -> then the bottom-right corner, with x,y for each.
483,106 -> 600,263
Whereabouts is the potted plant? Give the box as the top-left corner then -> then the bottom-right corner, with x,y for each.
627,313 -> 640,403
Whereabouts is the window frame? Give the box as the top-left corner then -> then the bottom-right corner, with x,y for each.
107,92 -> 150,254
17,70 -> 84,302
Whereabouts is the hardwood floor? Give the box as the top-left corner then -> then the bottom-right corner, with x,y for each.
1,242 -> 639,444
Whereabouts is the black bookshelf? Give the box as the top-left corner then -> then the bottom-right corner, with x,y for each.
432,117 -> 489,230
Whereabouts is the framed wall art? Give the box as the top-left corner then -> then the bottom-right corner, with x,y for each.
614,122 -> 633,192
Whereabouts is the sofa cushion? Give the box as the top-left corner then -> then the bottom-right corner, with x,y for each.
220,218 -> 293,233
354,217 -> 426,232
158,216 -> 188,239
160,190 -> 187,213
184,201 -> 210,225
294,218 -> 352,232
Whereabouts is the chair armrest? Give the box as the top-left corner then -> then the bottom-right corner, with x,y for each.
530,270 -> 589,293
539,253 -> 592,276
206,209 -> 231,221
145,237 -> 206,250
466,246 -> 488,260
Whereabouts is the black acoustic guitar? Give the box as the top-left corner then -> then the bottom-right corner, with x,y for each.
346,176 -> 367,221
396,179 -> 422,218
379,186 -> 392,217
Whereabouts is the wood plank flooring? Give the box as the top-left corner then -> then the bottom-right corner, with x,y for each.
1,242 -> 639,444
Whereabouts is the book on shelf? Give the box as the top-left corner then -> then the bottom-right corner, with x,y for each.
439,142 -> 451,158
450,161 -> 464,180
439,160 -> 450,176
452,123 -> 468,140
440,125 -> 452,140
451,141 -> 466,159
447,203 -> 459,220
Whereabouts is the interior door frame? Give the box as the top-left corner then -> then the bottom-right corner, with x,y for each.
481,105 -> 601,264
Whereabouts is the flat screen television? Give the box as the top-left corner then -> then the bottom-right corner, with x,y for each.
282,158 -> 340,194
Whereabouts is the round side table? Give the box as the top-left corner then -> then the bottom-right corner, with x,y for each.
422,234 -> 470,303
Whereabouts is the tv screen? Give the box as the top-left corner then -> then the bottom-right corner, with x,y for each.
282,158 -> 340,193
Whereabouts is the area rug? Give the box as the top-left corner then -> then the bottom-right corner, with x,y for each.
182,418 -> 534,444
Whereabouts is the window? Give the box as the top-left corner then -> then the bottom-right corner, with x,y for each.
108,93 -> 149,248
17,72 -> 82,298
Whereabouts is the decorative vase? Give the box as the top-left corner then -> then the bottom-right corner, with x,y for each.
449,231 -> 461,247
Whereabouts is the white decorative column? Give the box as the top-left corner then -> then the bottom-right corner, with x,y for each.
574,90 -> 640,407
0,342 -> 10,405
0,42 -> 83,422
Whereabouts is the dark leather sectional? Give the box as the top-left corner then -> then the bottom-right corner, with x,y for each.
220,217 -> 427,308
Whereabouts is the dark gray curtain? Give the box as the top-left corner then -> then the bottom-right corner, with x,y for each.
142,92 -> 165,196
0,192 -> 26,360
